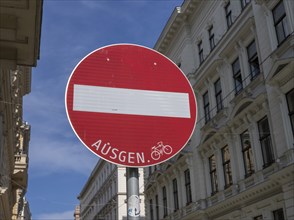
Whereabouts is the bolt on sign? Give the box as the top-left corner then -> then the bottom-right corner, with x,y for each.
65,44 -> 197,167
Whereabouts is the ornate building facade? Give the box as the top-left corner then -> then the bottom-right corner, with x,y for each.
78,160 -> 145,220
0,0 -> 43,219
145,0 -> 294,219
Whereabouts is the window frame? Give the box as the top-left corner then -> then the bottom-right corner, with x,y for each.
272,0 -> 289,45
241,0 -> 251,10
286,89 -> 294,137
273,208 -> 285,220
258,116 -> 275,168
162,186 -> 168,217
172,178 -> 179,211
232,58 -> 243,94
214,78 -> 223,112
198,40 -> 204,64
208,26 -> 216,51
225,1 -> 233,28
203,91 -> 210,123
184,169 -> 192,205
247,40 -> 260,80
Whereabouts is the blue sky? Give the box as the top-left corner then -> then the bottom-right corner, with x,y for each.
23,1 -> 182,219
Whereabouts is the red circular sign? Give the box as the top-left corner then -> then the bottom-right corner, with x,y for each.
65,44 -> 197,167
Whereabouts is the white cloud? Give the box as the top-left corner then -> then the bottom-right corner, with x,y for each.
35,210 -> 74,220
29,135 -> 98,176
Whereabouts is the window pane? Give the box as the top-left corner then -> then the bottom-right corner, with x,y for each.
203,91 -> 210,123
225,1 -> 233,28
203,92 -> 209,105
286,89 -> 294,136
185,169 -> 192,204
273,208 -> 285,220
258,117 -> 274,167
214,79 -> 223,112
163,186 -> 167,216
247,41 -> 257,59
173,179 -> 179,211
155,195 -> 159,219
232,58 -> 240,73
150,199 -> 154,220
273,1 -> 286,23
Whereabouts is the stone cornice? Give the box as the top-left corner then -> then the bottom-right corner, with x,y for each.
154,1 -> 200,54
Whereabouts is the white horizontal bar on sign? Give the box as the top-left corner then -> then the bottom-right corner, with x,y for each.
73,84 -> 191,118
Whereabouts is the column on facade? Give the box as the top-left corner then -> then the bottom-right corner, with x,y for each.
155,181 -> 162,219
222,58 -> 236,103
262,4 -> 278,51
224,131 -> 240,183
214,143 -> 225,191
284,0 -> 294,35
163,174 -> 173,216
186,155 -> 196,203
195,150 -> 208,202
201,150 -> 212,197
271,85 -> 293,153
282,180 -> 294,219
173,167 -> 184,209
205,78 -> 216,118
216,63 -> 228,108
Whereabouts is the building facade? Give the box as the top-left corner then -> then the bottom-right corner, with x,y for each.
78,159 -> 145,220
0,0 -> 43,219
145,0 -> 294,219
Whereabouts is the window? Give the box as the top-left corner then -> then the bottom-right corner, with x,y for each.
241,0 -> 251,9
209,155 -> 218,194
273,208 -> 285,220
286,89 -> 294,137
241,130 -> 255,177
272,1 -> 289,45
254,215 -> 263,220
149,199 -> 154,220
173,178 -> 179,211
222,146 -> 233,187
198,41 -> 204,64
232,58 -> 243,94
162,186 -> 168,217
214,78 -> 223,112
184,169 -> 192,204
225,1 -> 233,28
209,26 -> 215,51
155,195 -> 159,220
258,116 -> 275,168
247,40 -> 260,80
203,91 -> 210,123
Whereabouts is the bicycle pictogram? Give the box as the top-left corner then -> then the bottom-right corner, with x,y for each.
151,141 -> 173,160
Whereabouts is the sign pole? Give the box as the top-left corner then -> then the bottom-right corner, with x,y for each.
127,167 -> 140,219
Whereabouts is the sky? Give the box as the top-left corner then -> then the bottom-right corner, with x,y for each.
23,0 -> 183,219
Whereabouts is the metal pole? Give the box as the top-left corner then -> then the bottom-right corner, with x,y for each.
126,167 -> 140,220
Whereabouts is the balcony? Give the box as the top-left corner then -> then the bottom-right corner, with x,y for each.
12,153 -> 28,188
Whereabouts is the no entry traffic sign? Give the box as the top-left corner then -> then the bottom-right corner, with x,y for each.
65,44 -> 197,167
